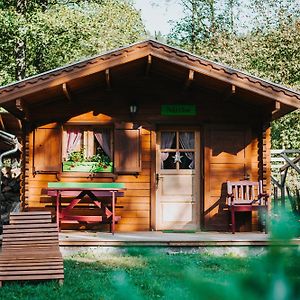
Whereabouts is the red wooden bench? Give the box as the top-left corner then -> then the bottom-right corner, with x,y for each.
0,211 -> 64,287
227,180 -> 269,234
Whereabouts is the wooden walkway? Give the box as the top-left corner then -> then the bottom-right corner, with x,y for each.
58,231 -> 300,247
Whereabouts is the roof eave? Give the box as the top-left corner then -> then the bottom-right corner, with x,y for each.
0,39 -> 298,114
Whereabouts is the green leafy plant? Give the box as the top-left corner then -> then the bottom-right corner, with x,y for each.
88,153 -> 111,167
67,148 -> 85,163
64,147 -> 112,173
87,149 -> 112,173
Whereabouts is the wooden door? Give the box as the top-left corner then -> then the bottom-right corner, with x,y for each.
155,130 -> 200,230
204,125 -> 258,231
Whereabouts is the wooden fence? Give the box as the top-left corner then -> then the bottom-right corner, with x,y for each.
271,149 -> 300,212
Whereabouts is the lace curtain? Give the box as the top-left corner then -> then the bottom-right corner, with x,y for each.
160,132 -> 175,169
94,130 -> 111,160
66,130 -> 82,157
179,132 -> 195,169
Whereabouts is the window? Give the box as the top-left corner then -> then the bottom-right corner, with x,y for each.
32,124 -> 141,175
62,126 -> 113,173
160,131 -> 195,170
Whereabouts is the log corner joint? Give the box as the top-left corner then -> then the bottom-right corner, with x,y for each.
184,69 -> 194,90
62,83 -> 72,102
105,69 -> 112,91
272,101 -> 281,115
15,98 -> 30,121
145,55 -> 152,76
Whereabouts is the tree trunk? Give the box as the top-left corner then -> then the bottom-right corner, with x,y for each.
15,0 -> 27,81
191,0 -> 197,52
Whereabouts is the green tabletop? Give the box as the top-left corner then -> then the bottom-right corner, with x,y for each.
48,182 -> 125,189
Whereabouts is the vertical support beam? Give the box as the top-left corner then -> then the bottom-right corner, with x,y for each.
20,122 -> 29,210
261,123 -> 271,196
150,130 -> 156,230
203,125 -> 211,230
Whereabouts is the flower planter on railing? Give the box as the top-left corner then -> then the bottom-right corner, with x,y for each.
62,161 -> 113,173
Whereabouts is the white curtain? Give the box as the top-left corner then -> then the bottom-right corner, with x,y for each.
66,130 -> 82,156
179,132 -> 195,169
94,130 -> 111,160
161,132 -> 175,169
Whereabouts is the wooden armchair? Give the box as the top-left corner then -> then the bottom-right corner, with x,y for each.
227,180 -> 269,234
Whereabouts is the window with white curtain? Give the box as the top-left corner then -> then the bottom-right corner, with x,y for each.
62,126 -> 113,173
160,131 -> 195,170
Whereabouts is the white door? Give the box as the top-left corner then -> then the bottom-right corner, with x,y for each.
156,130 -> 200,230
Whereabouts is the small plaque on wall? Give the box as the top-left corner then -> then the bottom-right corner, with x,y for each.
161,105 -> 196,116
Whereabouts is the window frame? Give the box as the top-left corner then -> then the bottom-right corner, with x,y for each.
61,124 -> 114,177
160,130 -> 196,171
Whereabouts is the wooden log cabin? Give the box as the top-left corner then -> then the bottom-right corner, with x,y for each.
0,40 -> 299,232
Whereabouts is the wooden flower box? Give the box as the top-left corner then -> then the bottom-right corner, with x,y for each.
62,161 -> 113,173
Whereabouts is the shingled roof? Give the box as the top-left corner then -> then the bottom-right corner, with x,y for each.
0,39 -> 299,122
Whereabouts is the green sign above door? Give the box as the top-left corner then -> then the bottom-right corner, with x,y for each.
161,105 -> 196,116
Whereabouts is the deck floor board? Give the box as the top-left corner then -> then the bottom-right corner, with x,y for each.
57,231 -> 300,247
1,231 -> 299,247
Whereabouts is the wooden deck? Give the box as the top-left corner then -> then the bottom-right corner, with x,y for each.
58,231 -> 300,247
1,231 -> 299,248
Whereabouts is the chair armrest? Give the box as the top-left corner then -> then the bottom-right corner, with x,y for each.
258,193 -> 269,205
227,193 -> 234,205
259,193 -> 269,199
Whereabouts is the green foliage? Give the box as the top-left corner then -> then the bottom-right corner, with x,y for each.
87,152 -> 111,168
166,0 -> 300,149
0,0 -> 146,85
272,111 -> 300,149
67,149 -> 85,163
66,147 -> 111,170
168,0 -> 239,52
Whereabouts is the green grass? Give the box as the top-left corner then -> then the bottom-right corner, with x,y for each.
1,247 -> 300,300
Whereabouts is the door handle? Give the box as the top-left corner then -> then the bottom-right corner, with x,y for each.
156,174 -> 162,189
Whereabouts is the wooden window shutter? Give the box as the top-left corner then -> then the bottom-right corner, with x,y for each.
33,125 -> 62,175
114,128 -> 141,173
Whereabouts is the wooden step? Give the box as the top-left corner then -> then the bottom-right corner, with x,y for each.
0,211 -> 64,287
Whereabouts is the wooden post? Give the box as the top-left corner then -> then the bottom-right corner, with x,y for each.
56,191 -> 61,230
280,172 -> 286,208
111,191 -> 116,235
273,185 -> 278,212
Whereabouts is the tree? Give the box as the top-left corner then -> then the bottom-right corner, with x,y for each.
0,0 -> 146,85
167,0 -> 241,51
165,0 -> 300,149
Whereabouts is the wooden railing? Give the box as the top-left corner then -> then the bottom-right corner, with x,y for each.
271,149 -> 300,212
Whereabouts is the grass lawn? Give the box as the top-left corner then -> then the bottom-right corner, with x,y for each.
0,247 -> 300,300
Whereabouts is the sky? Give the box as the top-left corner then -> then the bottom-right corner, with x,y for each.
133,0 -> 184,35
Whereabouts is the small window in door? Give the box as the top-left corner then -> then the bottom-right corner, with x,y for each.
160,131 -> 195,170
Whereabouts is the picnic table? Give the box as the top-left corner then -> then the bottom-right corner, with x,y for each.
47,182 -> 126,234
